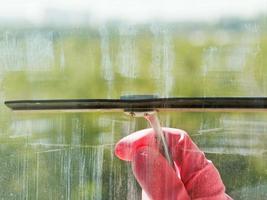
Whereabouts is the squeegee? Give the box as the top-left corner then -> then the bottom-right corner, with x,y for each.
5,96 -> 267,112
5,96 -> 267,167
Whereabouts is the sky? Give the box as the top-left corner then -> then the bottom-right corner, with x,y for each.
0,0 -> 266,23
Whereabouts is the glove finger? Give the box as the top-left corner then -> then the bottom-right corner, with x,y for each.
115,128 -> 157,161
132,146 -> 190,200
165,128 -> 210,183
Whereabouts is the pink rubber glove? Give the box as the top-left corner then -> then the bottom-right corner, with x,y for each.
115,128 -> 232,200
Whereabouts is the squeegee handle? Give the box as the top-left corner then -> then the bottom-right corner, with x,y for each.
144,112 -> 174,168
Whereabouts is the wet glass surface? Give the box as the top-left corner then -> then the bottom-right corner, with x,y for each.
1,4 -> 267,199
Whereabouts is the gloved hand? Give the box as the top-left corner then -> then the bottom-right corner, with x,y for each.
115,128 -> 232,200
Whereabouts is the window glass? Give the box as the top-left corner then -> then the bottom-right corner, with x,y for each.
0,1 -> 267,199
